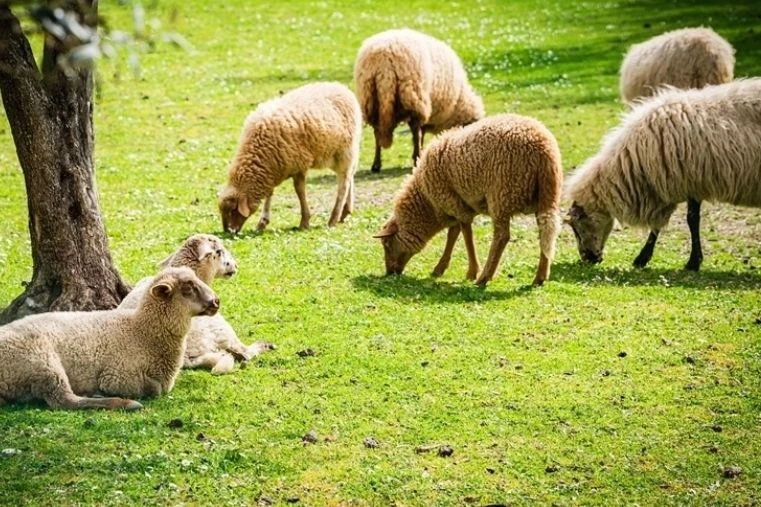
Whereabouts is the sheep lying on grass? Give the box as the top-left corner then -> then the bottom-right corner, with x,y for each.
218,82 -> 362,233
120,234 -> 273,375
620,27 -> 734,105
375,114 -> 562,286
354,28 -> 484,172
565,78 -> 761,270
0,268 -> 218,410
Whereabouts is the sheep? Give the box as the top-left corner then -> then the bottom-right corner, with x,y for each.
0,268 -> 218,410
218,82 -> 362,234
375,113 -> 563,286
618,27 -> 735,263
565,78 -> 761,271
119,234 -> 273,375
354,28 -> 485,173
620,27 -> 735,105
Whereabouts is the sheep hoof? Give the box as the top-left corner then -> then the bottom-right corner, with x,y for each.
532,277 -> 546,287
632,256 -> 650,269
370,164 -> 381,173
684,258 -> 702,271
465,270 -> 478,281
431,265 -> 446,277
474,277 -> 490,286
124,400 -> 144,411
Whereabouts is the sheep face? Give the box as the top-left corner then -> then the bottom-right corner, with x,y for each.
150,268 -> 220,317
374,219 -> 416,275
196,235 -> 238,278
566,203 -> 613,264
218,188 -> 252,234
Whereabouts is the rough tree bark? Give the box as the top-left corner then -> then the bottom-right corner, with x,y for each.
0,2 -> 130,324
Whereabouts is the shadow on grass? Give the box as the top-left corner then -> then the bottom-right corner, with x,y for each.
352,273 -> 534,304
552,261 -> 761,290
309,166 -> 411,186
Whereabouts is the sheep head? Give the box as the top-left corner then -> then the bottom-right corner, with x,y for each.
218,187 -> 252,234
149,267 -> 220,317
374,218 -> 416,275
158,234 -> 238,282
565,202 -> 613,264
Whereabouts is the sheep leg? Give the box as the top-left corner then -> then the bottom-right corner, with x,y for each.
52,392 -> 143,411
685,198 -> 703,271
371,128 -> 382,173
341,177 -> 354,221
293,173 -> 311,229
256,193 -> 273,232
328,170 -> 350,227
247,341 -> 275,357
476,221 -> 510,286
185,352 -> 226,370
633,229 -> 660,268
40,367 -> 142,411
211,354 -> 236,375
409,117 -> 423,168
461,222 -> 479,281
432,225 -> 461,277
533,253 -> 551,287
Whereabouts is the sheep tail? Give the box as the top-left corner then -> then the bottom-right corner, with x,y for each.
535,157 -> 563,261
374,70 -> 398,149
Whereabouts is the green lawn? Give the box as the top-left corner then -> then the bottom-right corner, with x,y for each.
2,0 -> 761,505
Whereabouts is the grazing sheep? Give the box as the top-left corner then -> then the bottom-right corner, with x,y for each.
375,114 -> 562,286
619,27 -> 735,264
120,234 -> 273,375
354,28 -> 485,172
0,268 -> 218,410
620,27 -> 734,105
218,82 -> 362,233
565,78 -> 761,270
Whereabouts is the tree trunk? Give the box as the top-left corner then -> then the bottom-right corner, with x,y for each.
0,3 -> 130,324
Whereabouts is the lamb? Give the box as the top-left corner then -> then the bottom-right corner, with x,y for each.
354,28 -> 485,172
119,234 -> 272,375
565,78 -> 761,270
0,267 -> 218,410
619,27 -> 735,105
218,82 -> 362,234
618,27 -> 735,262
375,114 -> 563,286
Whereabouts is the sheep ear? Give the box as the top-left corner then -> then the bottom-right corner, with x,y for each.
157,253 -> 174,268
237,196 -> 251,218
150,282 -> 173,300
373,220 -> 398,238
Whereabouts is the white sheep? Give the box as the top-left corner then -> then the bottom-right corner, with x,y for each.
619,28 -> 735,259
375,114 -> 563,286
620,27 -> 735,105
119,234 -> 273,375
565,78 -> 761,270
218,82 -> 362,234
0,268 -> 218,410
354,28 -> 485,172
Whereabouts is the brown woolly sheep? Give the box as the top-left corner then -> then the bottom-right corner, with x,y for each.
120,234 -> 273,375
0,268 -> 218,410
565,78 -> 761,270
354,28 -> 484,172
218,82 -> 362,233
375,114 -> 562,286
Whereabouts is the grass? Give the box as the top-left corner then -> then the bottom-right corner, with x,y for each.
1,0 -> 761,504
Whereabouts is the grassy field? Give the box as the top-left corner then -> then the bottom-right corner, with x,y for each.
2,0 -> 761,504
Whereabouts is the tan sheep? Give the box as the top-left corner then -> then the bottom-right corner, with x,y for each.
375,114 -> 562,286
119,234 -> 273,375
565,78 -> 761,270
354,28 -> 485,172
620,27 -> 735,105
218,82 -> 362,234
0,268 -> 218,410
